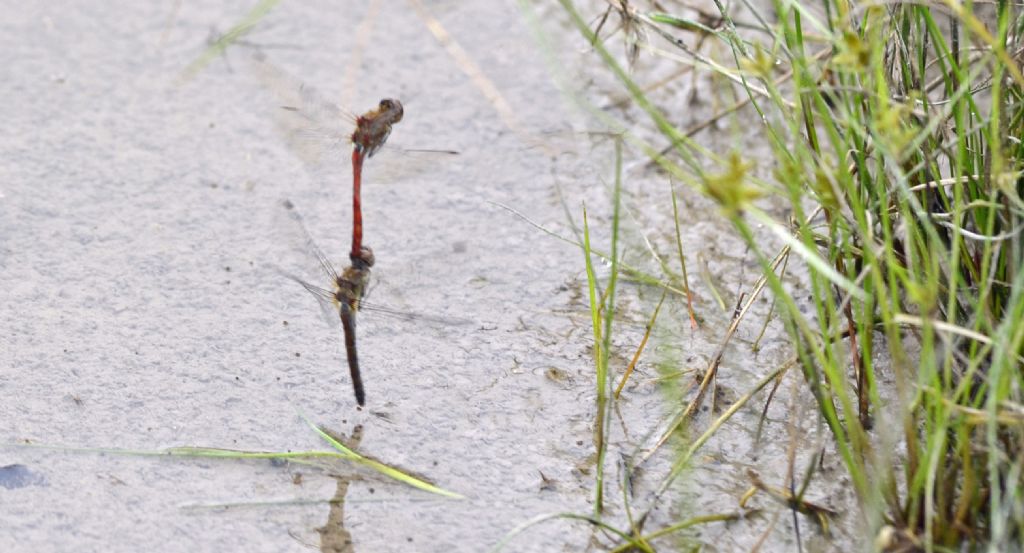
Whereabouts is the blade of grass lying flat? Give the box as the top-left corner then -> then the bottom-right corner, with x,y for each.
11,415 -> 462,499
15,443 -> 342,464
180,496 -> 443,511
300,414 -> 464,499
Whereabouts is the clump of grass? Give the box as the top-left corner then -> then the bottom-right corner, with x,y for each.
552,0 -> 1023,550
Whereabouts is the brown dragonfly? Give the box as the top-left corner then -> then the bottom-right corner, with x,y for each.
250,54 -> 455,260
276,200 -> 464,407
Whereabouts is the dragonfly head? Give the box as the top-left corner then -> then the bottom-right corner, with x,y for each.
378,98 -> 403,124
351,246 -> 375,269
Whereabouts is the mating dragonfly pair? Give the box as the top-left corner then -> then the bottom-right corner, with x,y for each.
257,55 -> 455,407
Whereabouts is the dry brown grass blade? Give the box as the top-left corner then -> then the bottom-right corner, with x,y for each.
407,0 -> 526,140
614,288 -> 667,398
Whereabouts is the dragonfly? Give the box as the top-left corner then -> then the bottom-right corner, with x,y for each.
276,200 -> 464,407
250,53 -> 455,260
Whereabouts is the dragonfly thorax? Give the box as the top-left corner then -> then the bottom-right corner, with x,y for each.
351,98 -> 403,158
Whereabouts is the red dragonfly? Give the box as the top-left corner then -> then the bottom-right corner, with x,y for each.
250,54 -> 454,260
284,97 -> 403,260
276,200 -> 465,407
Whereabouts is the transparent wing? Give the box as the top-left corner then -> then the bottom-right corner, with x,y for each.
357,300 -> 473,327
248,52 -> 355,124
276,199 -> 340,285
275,106 -> 351,167
360,147 -> 460,184
248,53 -> 355,166
275,266 -> 340,329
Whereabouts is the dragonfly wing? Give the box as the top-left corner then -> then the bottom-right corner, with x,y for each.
358,300 -> 474,327
299,279 -> 341,329
276,200 -> 341,285
249,53 -> 353,166
275,108 -> 350,167
274,266 -> 340,329
360,147 -> 459,184
340,303 -> 365,406
249,52 -> 354,123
